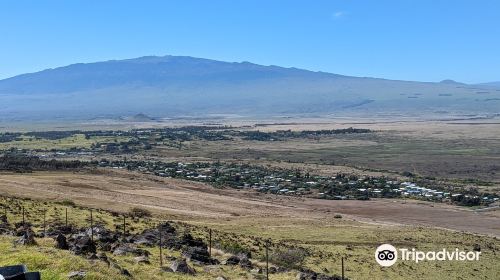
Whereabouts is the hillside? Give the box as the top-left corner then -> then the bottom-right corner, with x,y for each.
0,55 -> 499,120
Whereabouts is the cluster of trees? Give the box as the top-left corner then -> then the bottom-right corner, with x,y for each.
0,154 -> 87,172
0,132 -> 22,143
25,130 -> 80,140
451,194 -> 482,206
239,128 -> 372,141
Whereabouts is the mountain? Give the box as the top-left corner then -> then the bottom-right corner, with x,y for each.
120,113 -> 156,122
439,79 -> 465,85
0,55 -> 499,120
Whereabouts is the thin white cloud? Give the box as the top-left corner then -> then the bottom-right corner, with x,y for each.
333,11 -> 347,19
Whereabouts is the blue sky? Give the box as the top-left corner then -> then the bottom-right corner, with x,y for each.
0,0 -> 498,83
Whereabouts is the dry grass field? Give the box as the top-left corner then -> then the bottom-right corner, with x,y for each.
0,170 -> 498,236
0,169 -> 498,279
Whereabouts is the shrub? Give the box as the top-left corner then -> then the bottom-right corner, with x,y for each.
269,247 -> 308,269
59,199 -> 76,207
334,214 -> 342,219
216,239 -> 251,256
129,207 -> 152,218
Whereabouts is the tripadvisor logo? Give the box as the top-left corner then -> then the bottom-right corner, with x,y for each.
375,244 -> 398,267
375,244 -> 481,267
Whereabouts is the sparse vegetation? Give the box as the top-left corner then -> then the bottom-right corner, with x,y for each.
128,207 -> 152,218
0,121 -> 499,279
269,247 -> 308,269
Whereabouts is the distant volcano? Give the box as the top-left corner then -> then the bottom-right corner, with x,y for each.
0,55 -> 498,120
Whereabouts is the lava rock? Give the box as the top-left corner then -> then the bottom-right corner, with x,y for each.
112,243 -> 150,256
111,261 -> 132,277
55,233 -> 69,249
17,229 -> 37,245
68,270 -> 86,279
134,255 -> 150,264
239,257 -> 252,269
473,244 -> 481,252
182,246 -> 218,265
170,259 -> 196,275
69,235 -> 96,255
96,252 -> 110,265
225,255 -> 240,265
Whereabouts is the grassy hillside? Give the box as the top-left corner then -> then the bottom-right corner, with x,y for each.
0,195 -> 498,280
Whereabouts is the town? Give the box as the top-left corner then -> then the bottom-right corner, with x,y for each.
96,159 -> 498,207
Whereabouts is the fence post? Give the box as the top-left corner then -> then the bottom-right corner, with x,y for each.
159,224 -> 163,267
90,210 -> 94,243
43,210 -> 46,237
209,228 -> 212,257
65,208 -> 68,227
22,206 -> 25,226
341,257 -> 345,280
265,240 -> 269,280
123,215 -> 126,238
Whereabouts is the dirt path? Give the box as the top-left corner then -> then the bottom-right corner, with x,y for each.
0,170 -> 498,237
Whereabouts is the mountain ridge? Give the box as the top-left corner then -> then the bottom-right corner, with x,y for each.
0,55 -> 498,120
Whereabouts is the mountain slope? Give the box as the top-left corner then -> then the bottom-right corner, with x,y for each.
0,55 -> 498,120
477,81 -> 500,88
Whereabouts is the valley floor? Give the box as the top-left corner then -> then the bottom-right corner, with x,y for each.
0,170 -> 498,237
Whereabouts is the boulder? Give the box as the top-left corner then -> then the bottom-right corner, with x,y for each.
55,233 -> 69,249
110,261 -> 132,277
317,275 -> 343,280
182,246 -> 218,265
179,233 -> 205,248
134,255 -> 150,264
69,235 -> 96,255
170,259 -> 196,275
160,266 -> 174,273
131,229 -> 157,246
236,251 -> 252,259
0,216 -> 12,235
44,224 -> 77,237
239,257 -> 252,269
473,244 -> 481,252
68,270 -> 86,279
96,252 -> 110,266
86,225 -> 118,243
224,255 -> 240,265
130,222 -> 176,247
158,222 -> 176,234
296,269 -> 316,280
296,269 -> 343,280
17,229 -> 37,245
112,243 -> 150,256
251,268 -> 263,274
